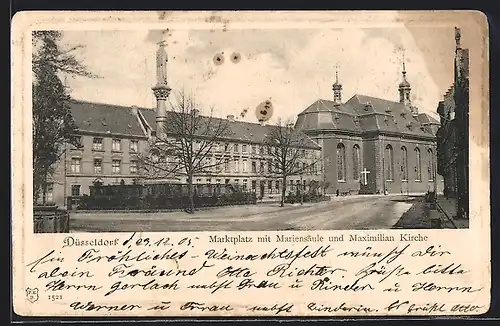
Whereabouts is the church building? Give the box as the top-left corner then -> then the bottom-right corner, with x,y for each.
295,61 -> 442,195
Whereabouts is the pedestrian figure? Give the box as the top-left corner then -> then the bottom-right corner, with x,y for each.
336,189 -> 340,197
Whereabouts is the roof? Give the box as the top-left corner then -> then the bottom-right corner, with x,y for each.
417,113 -> 440,125
68,100 -> 149,137
295,99 -> 362,133
65,100 -> 319,149
139,108 -> 321,150
296,94 -> 437,138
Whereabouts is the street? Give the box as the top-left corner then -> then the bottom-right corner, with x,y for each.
69,195 -> 414,232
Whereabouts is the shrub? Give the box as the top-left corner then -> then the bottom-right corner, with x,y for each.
78,184 -> 256,210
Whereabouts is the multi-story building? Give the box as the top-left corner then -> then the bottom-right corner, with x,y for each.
295,62 -> 442,195
45,99 -> 322,208
436,27 -> 469,219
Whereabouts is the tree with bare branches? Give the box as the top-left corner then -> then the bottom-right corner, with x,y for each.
264,118 -> 321,207
137,90 -> 233,213
32,31 -> 98,204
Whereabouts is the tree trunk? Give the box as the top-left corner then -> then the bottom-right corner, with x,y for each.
42,184 -> 47,205
187,174 -> 194,214
280,176 -> 287,207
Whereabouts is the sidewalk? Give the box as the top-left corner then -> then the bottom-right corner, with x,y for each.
393,195 -> 469,229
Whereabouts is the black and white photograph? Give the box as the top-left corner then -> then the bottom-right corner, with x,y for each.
32,19 -> 470,233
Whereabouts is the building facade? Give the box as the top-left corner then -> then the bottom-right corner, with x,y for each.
436,27 -> 469,219
45,99 -> 322,208
295,63 -> 443,195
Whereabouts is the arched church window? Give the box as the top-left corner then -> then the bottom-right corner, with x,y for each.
428,148 -> 434,181
337,143 -> 346,181
352,145 -> 361,181
415,147 -> 422,181
401,146 -> 408,181
385,144 -> 394,181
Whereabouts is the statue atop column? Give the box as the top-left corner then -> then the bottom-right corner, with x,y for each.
156,40 -> 168,86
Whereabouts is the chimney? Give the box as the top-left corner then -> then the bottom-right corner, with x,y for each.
227,114 -> 235,122
131,105 -> 138,115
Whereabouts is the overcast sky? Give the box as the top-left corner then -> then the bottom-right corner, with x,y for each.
59,22 -> 471,123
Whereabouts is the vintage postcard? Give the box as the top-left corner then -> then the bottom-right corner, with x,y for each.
11,10 -> 490,317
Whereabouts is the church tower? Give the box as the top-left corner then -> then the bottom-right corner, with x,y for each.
332,65 -> 342,104
152,40 -> 171,141
398,54 -> 412,108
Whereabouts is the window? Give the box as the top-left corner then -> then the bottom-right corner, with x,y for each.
224,158 -> 230,173
206,178 -> 211,185
216,179 -> 221,185
267,146 -> 272,155
428,149 -> 434,181
234,144 -> 239,153
385,144 -> 394,181
401,146 -> 408,181
225,179 -> 230,185
260,146 -> 265,155
260,161 -> 265,173
242,144 -> 247,153
268,159 -> 273,173
130,140 -> 138,153
92,138 -> 103,151
224,143 -> 229,152
290,179 -> 294,191
252,180 -> 256,191
71,185 -> 81,197
46,183 -> 53,202
234,179 -> 240,188
112,159 -> 121,174
353,145 -> 361,180
234,159 -> 239,172
242,159 -> 247,172
112,139 -> 121,151
216,160 -> 223,172
94,159 -> 102,174
268,180 -> 273,193
252,145 -> 256,154
71,158 -> 81,173
275,180 -> 280,191
415,147 -> 422,181
337,143 -> 346,181
252,161 -> 257,173
130,160 -> 137,174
